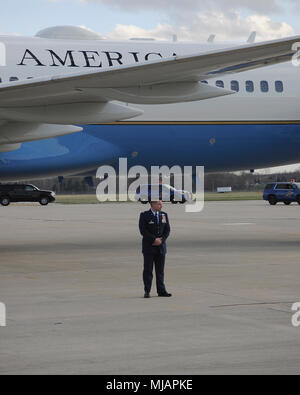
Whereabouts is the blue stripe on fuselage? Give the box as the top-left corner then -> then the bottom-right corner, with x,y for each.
1,123 -> 300,180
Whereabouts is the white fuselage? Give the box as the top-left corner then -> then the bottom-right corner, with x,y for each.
0,35 -> 299,122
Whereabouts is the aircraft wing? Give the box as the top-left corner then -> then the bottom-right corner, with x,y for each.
0,34 -> 298,109
0,35 -> 298,152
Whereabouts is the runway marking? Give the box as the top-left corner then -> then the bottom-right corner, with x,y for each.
210,301 -> 294,308
221,223 -> 255,226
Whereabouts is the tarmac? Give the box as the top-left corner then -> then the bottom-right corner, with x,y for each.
0,200 -> 300,375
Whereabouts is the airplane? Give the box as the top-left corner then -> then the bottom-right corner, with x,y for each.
0,25 -> 300,182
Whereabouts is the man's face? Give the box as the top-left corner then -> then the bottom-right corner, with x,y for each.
151,201 -> 163,212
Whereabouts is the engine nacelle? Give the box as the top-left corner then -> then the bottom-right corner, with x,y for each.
0,122 -> 82,152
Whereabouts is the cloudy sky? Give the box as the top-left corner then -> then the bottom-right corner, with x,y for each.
2,0 -> 300,42
2,0 -> 300,173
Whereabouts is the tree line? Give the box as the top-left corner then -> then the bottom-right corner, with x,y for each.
21,168 -> 300,194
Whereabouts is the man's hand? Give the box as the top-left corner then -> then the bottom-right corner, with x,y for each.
152,238 -> 162,246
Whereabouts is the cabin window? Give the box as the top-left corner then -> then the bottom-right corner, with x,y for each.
231,80 -> 239,92
275,81 -> 283,93
201,80 -> 208,84
9,77 -> 18,82
231,81 -> 240,92
260,81 -> 269,93
216,80 -> 224,88
245,80 -> 254,93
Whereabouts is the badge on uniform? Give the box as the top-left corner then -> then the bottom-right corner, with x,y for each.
162,215 -> 167,223
149,221 -> 155,224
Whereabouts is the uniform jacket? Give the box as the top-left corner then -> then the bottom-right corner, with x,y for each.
139,210 -> 171,255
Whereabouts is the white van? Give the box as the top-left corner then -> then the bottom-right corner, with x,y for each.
135,184 -> 193,204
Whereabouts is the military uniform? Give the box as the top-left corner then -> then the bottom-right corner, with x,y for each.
139,209 -> 171,295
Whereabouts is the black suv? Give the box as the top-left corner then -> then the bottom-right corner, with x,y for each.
0,184 -> 56,206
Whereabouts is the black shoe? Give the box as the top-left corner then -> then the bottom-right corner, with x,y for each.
158,292 -> 172,297
144,293 -> 150,298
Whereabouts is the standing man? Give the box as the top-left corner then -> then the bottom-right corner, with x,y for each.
139,200 -> 172,298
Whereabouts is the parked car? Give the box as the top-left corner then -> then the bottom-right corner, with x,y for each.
263,182 -> 300,205
135,184 -> 193,204
0,184 -> 56,206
